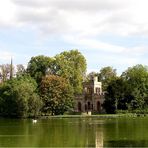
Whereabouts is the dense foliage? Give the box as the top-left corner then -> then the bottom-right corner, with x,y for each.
27,50 -> 87,94
0,49 -> 86,117
27,55 -> 53,84
40,75 -> 74,115
98,66 -> 117,90
0,75 -> 42,117
103,64 -> 148,113
1,49 -> 148,117
103,78 -> 129,113
54,50 -> 87,94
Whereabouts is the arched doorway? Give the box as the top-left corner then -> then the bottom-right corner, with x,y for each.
88,102 -> 91,110
78,102 -> 82,112
85,104 -> 87,112
97,101 -> 101,112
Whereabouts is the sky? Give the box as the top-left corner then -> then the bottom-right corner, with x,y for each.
0,0 -> 148,75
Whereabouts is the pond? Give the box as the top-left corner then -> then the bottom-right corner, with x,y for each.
0,116 -> 148,147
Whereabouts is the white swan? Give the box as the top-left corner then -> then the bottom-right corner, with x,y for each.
32,119 -> 37,123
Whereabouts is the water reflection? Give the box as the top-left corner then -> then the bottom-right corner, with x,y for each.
95,128 -> 103,148
1,117 -> 148,147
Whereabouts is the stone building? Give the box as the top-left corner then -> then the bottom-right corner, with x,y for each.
75,76 -> 104,113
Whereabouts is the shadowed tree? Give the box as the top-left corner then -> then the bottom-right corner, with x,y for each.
0,76 -> 42,117
103,77 -> 129,113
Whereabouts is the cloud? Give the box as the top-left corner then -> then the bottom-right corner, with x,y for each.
63,34 -> 148,56
86,50 -> 145,75
1,0 -> 148,75
12,0 -> 124,11
63,34 -> 148,74
0,0 -> 17,28
0,0 -> 147,37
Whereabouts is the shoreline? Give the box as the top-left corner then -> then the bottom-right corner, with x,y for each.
40,113 -> 147,119
0,113 -> 147,119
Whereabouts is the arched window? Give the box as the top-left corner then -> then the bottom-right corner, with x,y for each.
86,87 -> 92,94
97,101 -> 101,112
78,102 -> 82,112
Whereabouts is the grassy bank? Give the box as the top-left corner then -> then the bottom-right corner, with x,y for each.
41,113 -> 143,119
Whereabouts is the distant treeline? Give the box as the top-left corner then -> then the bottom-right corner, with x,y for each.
0,50 -> 148,117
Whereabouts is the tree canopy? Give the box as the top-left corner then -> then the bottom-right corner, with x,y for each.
27,50 -> 87,94
54,50 -> 87,94
40,75 -> 74,115
1,49 -> 148,116
121,64 -> 148,110
27,55 -> 53,84
104,64 -> 148,113
0,76 -> 42,117
98,66 -> 117,90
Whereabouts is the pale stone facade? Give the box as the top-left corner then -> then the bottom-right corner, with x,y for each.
75,76 -> 104,113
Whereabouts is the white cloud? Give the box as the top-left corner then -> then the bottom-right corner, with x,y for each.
1,0 -> 148,74
12,0 -> 124,11
63,34 -> 148,56
63,35 -> 125,53
0,0 -> 17,28
63,34 -> 148,74
0,0 -> 148,37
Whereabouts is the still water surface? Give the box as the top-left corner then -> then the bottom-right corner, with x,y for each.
0,117 -> 148,147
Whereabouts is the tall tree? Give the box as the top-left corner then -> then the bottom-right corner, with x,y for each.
27,55 -> 53,84
27,50 -> 87,93
121,64 -> 148,110
103,77 -> 129,113
98,66 -> 117,90
40,75 -> 74,115
54,50 -> 87,94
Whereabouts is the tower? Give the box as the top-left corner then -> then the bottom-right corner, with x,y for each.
93,76 -> 102,94
10,58 -> 13,79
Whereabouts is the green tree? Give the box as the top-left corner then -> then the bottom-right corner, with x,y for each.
103,78 -> 129,113
40,75 -> 74,115
104,64 -> 148,113
27,55 -> 53,84
27,50 -> 87,94
54,50 -> 87,94
98,66 -> 117,90
0,76 -> 42,117
121,64 -> 148,110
